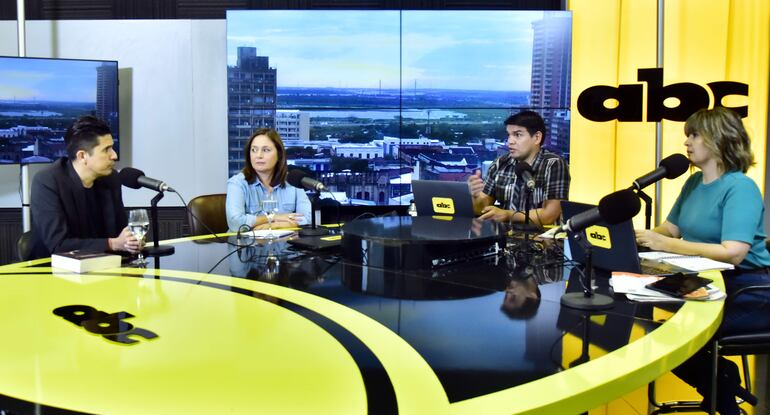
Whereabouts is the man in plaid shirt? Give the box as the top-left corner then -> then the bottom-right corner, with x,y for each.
467,110 -> 570,226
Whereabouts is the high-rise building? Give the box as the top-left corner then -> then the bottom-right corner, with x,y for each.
227,47 -> 277,176
530,15 -> 572,158
95,64 -> 117,125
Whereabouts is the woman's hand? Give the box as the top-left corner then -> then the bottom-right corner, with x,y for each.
635,229 -> 670,251
253,213 -> 304,230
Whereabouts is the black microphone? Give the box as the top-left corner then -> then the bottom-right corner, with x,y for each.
119,167 -> 175,193
287,169 -> 326,192
556,189 -> 641,234
632,153 -> 690,191
514,161 -> 536,190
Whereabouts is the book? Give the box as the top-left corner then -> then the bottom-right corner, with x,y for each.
51,250 -> 122,273
638,251 -> 734,272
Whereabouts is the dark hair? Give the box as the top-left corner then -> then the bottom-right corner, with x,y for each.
500,277 -> 541,320
242,128 -> 288,187
64,115 -> 112,159
684,107 -> 754,173
504,110 -> 547,143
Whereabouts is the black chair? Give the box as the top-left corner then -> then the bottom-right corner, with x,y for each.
16,231 -> 34,262
650,286 -> 770,415
187,193 -> 228,236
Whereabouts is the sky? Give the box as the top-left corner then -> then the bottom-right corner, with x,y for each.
0,58 -> 113,103
227,10 -> 571,92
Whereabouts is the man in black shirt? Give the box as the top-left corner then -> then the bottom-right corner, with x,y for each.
29,116 -> 141,259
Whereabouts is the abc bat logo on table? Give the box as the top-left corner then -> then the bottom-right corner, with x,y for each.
577,68 -> 749,122
53,304 -> 158,345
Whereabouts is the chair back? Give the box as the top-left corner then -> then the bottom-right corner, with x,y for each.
719,285 -> 770,357
16,230 -> 35,262
187,194 -> 228,236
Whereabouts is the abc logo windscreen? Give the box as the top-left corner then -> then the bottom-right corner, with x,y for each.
585,225 -> 612,249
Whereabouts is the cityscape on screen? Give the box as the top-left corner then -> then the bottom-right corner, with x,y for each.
228,10 -> 572,206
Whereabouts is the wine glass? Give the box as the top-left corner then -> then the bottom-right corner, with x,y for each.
261,197 -> 279,239
128,209 -> 149,264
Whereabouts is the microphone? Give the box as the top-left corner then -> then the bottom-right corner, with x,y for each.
556,189 -> 641,234
287,169 -> 326,192
632,153 -> 690,191
119,167 -> 175,193
514,161 -> 536,190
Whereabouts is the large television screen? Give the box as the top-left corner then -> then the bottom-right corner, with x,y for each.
0,56 -> 119,164
227,10 -> 571,205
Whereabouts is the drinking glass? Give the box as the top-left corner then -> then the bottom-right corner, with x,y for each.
261,197 -> 279,239
128,209 -> 150,264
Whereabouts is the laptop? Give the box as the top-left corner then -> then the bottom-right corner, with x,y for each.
560,200 -> 686,275
412,180 -> 475,217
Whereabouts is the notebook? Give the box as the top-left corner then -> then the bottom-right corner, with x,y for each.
412,180 -> 475,217
560,200 -> 688,275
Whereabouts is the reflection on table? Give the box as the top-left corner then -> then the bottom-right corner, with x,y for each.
0,217 -> 723,415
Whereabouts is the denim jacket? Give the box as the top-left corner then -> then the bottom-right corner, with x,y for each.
226,172 -> 312,232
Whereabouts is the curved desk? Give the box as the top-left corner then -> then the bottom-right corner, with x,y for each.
0,222 -> 723,415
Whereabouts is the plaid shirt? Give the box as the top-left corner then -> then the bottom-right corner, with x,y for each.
482,149 -> 570,212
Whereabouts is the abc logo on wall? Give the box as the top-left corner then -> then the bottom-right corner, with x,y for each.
577,68 -> 748,122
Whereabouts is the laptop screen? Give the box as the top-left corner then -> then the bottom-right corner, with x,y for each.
412,180 -> 475,217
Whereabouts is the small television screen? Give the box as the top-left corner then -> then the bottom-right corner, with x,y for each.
0,56 -> 119,164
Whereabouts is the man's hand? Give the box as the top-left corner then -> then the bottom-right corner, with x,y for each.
478,206 -> 511,222
109,226 -> 142,253
467,170 -> 484,197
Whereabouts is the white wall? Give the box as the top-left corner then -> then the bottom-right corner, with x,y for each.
0,19 -> 228,207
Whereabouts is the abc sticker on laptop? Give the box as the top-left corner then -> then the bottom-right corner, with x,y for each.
432,197 -> 455,214
585,225 -> 612,249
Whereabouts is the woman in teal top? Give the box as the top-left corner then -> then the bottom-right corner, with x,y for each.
226,128 -> 311,233
636,107 -> 770,415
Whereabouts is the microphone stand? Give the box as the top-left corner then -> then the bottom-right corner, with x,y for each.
298,189 -> 329,237
560,232 -> 613,310
143,191 -> 175,257
634,188 -> 653,230
520,186 -> 533,256
568,312 -> 593,368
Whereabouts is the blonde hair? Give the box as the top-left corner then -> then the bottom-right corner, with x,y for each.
684,107 -> 754,173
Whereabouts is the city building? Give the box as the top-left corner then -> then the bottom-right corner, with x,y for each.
530,14 -> 572,158
227,46 -> 277,176
95,63 -> 118,128
276,110 -> 309,141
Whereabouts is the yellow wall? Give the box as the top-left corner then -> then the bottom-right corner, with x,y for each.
569,0 -> 769,225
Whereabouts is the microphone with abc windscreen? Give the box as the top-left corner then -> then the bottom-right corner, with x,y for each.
632,153 -> 689,191
119,167 -> 175,193
287,169 -> 326,192
559,189 -> 641,311
555,189 -> 641,235
514,161 -> 536,190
